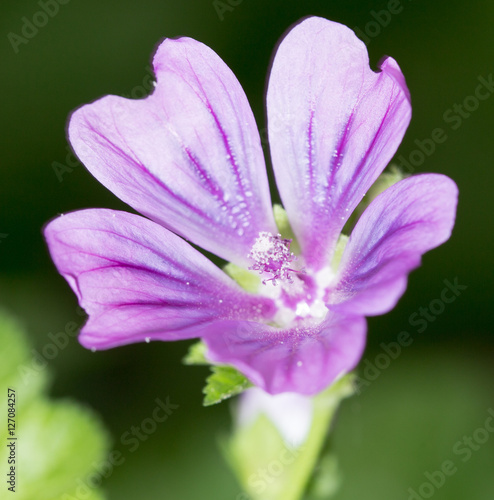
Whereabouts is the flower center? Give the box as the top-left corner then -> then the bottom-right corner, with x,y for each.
248,232 -> 298,285
244,230 -> 336,328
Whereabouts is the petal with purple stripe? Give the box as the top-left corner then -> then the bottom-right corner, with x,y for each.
69,37 -> 276,267
267,17 -> 412,270
44,209 -> 275,350
329,174 -> 458,316
203,312 -> 366,395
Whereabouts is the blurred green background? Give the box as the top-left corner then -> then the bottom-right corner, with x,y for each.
1,0 -> 493,498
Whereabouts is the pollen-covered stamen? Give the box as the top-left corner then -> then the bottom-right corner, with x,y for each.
248,232 -> 298,285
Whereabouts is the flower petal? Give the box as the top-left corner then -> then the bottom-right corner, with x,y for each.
68,37 -> 276,267
203,312 -> 366,395
236,388 -> 313,447
267,17 -> 412,270
44,209 -> 275,350
329,174 -> 458,316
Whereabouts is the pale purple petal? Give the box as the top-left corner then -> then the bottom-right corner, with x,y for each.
329,174 -> 458,316
267,17 -> 412,270
237,388 -> 313,446
203,312 -> 366,395
44,209 -> 275,350
68,37 -> 276,267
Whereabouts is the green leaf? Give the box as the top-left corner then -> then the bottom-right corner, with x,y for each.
14,400 -> 110,500
203,365 -> 252,406
0,311 -> 49,405
184,343 -> 252,405
183,341 -> 209,365
0,309 -> 110,500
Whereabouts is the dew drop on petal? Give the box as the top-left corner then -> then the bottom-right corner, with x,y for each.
145,337 -> 150,343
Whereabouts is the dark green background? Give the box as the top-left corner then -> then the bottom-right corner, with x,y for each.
1,0 -> 493,498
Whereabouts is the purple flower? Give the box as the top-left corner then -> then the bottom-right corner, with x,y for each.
44,17 -> 457,395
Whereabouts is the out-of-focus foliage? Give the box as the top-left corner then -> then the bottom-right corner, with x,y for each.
0,312 -> 109,500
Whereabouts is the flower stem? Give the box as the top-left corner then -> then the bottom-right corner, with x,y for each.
224,375 -> 355,500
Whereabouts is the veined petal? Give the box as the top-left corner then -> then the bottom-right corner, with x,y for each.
329,174 -> 458,316
267,17 -> 412,270
203,313 -> 366,395
68,37 -> 276,267
44,209 -> 275,350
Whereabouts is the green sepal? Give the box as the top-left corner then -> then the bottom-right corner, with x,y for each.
343,165 -> 406,234
183,340 -> 209,365
330,234 -> 349,273
223,262 -> 261,293
273,204 -> 300,255
366,164 -> 406,200
224,374 -> 355,500
203,365 -> 252,406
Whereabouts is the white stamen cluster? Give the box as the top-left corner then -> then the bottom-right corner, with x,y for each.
248,231 -> 297,285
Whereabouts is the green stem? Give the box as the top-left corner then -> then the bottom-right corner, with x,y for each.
224,375 -> 355,500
